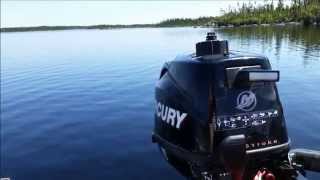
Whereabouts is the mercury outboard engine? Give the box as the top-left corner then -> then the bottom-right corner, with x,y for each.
152,32 -> 320,180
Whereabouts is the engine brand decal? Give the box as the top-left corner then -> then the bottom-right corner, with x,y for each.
236,90 -> 257,111
156,102 -> 187,129
216,109 -> 279,130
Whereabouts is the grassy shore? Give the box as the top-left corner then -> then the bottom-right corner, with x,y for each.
1,1 -> 319,32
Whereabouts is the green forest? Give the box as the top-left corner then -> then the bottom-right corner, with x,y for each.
158,0 -> 320,27
215,0 -> 320,26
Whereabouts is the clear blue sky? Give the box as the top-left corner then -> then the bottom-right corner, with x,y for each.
1,1 -> 290,28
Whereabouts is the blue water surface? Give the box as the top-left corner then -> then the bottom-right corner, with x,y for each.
1,27 -> 320,180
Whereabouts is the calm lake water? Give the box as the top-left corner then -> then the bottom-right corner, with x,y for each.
1,26 -> 320,180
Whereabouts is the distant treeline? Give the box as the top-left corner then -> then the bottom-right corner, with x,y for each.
155,0 -> 320,27
215,0 -> 320,26
0,24 -> 154,33
155,17 -> 215,27
1,1 -> 319,32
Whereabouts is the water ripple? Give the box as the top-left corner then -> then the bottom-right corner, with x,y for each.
1,27 -> 320,180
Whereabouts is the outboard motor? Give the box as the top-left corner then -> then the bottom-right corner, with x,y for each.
152,32 -> 320,180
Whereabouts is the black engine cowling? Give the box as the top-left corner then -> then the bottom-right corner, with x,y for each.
152,32 -> 290,180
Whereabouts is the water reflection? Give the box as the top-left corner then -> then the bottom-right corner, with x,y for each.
216,26 -> 320,66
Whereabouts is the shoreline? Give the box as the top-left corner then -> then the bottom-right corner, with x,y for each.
1,21 -> 319,33
211,21 -> 314,28
0,24 -> 155,33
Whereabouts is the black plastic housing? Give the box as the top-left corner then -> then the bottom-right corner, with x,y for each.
153,37 -> 290,178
